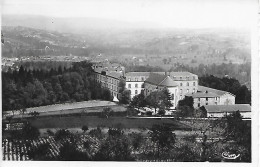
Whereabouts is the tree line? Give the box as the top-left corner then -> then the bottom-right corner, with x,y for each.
2,61 -> 112,111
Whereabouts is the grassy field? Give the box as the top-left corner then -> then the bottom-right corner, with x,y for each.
4,100 -> 118,116
28,116 -> 191,130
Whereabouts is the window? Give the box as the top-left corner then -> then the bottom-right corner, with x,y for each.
193,76 -> 196,80
187,82 -> 189,86
198,98 -> 200,101
193,82 -> 196,86
206,97 -> 208,101
171,94 -> 174,100
192,88 -> 195,93
180,95 -> 182,99
135,90 -> 138,94
198,103 -> 200,107
141,77 -> 144,81
187,89 -> 189,93
128,84 -> 131,88
135,84 -> 138,88
180,89 -> 182,93
206,102 -> 208,105
180,77 -> 182,80
180,83 -> 183,86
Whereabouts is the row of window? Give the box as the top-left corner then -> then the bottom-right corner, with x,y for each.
197,101 -> 218,107
179,82 -> 196,86
174,76 -> 197,80
128,83 -> 140,88
180,88 -> 196,94
127,77 -> 145,82
197,97 -> 218,101
130,90 -> 139,95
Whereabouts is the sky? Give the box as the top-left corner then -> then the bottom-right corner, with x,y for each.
1,0 -> 258,29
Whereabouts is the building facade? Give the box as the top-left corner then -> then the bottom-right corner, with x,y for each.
167,72 -> 198,100
92,60 -> 125,101
125,72 -> 151,99
186,86 -> 236,108
204,104 -> 251,118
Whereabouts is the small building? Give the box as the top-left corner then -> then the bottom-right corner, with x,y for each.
144,73 -> 179,109
186,86 -> 235,108
204,104 -> 251,118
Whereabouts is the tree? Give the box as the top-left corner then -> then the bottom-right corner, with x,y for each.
225,111 -> 251,149
22,122 -> 40,140
94,129 -> 134,161
119,90 -> 131,104
100,107 -> 114,118
130,93 -> 146,111
149,124 -> 176,158
58,142 -> 90,160
176,96 -> 194,117
27,143 -> 52,160
29,111 -> 40,119
82,125 -> 89,133
146,91 -> 160,114
54,129 -> 72,141
130,132 -> 144,151
88,127 -> 103,138
19,107 -> 27,119
146,88 -> 173,114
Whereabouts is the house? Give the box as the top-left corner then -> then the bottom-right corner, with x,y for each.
204,104 -> 251,118
144,73 -> 179,109
186,86 -> 235,108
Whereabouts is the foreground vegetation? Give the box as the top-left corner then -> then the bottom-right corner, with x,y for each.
2,112 -> 251,162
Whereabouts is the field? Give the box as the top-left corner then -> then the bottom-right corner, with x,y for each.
28,116 -> 191,130
4,100 -> 119,116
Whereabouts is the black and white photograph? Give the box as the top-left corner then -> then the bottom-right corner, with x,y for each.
1,0 -> 259,166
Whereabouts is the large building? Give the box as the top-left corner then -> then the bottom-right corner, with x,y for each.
186,86 -> 235,108
125,71 -> 198,100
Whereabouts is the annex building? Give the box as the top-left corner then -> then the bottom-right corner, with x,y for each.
204,104 -> 251,118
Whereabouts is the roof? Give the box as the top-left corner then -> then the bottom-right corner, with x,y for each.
186,92 -> 219,98
145,73 -> 166,85
159,76 -> 179,87
145,73 -> 178,87
125,72 -> 151,77
168,72 -> 197,77
198,86 -> 234,96
107,71 -> 123,79
204,104 -> 251,113
94,68 -> 123,79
